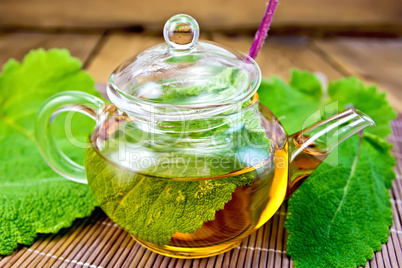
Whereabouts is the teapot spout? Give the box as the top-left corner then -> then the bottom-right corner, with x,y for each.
286,108 -> 375,198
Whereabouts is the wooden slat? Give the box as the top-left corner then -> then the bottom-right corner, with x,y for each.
0,32 -> 102,67
0,0 -> 401,32
313,38 -> 402,111
212,34 -> 344,82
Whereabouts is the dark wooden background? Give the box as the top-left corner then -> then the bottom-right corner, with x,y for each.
0,0 -> 401,35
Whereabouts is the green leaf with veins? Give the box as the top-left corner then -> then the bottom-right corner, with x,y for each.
0,49 -> 100,255
286,134 -> 395,267
85,148 -> 256,245
258,69 -> 397,138
86,97 -> 271,245
257,69 -> 397,267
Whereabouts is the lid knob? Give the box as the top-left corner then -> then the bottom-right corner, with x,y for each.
163,14 -> 199,51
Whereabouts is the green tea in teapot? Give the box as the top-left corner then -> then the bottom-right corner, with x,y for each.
84,101 -> 289,257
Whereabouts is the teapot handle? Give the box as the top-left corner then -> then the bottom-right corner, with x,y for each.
35,91 -> 105,184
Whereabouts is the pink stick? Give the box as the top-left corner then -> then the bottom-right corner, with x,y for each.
248,0 -> 279,59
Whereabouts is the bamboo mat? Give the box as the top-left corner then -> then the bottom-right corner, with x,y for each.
1,117 -> 402,268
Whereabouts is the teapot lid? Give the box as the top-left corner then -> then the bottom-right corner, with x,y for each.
107,14 -> 261,116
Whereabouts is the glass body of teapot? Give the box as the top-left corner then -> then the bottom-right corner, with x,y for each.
35,14 -> 375,258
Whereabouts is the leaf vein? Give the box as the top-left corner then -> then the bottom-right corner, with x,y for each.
0,114 -> 34,141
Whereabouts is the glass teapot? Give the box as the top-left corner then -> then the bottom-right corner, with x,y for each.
35,15 -> 375,258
